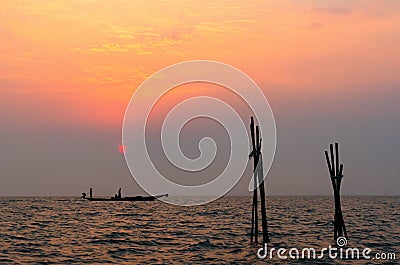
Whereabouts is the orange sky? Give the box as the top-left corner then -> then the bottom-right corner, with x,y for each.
1,1 -> 400,196
1,0 -> 399,127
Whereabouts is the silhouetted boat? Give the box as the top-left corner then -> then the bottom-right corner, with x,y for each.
84,194 -> 168,202
82,188 -> 168,202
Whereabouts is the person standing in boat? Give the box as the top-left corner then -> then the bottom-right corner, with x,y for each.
112,188 -> 122,200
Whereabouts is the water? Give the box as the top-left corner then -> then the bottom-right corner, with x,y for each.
0,196 -> 398,264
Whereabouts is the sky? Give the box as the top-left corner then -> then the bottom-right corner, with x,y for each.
0,0 -> 399,196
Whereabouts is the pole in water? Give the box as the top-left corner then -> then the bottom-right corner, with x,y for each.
324,142 -> 348,241
249,117 -> 258,244
249,117 -> 269,244
90,188 -> 93,199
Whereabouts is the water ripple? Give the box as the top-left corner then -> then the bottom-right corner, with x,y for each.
0,196 -> 398,264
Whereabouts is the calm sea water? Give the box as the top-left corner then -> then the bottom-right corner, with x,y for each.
0,196 -> 398,264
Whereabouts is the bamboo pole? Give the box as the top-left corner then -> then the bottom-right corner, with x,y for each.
324,143 -> 347,241
250,117 -> 258,244
258,153 -> 269,243
249,117 -> 269,244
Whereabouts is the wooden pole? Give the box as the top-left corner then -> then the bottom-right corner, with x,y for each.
324,142 -> 347,241
249,117 -> 269,244
90,188 -> 93,199
335,143 -> 339,177
250,117 -> 258,244
251,195 -> 255,243
258,152 -> 269,243
250,117 -> 255,243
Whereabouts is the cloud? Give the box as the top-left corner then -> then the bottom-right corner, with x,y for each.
224,19 -> 256,24
314,7 -> 352,16
72,22 -> 188,55
88,44 -> 130,53
193,21 -> 245,34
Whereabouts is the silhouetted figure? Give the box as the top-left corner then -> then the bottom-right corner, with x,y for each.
118,188 -> 122,199
82,192 -> 86,198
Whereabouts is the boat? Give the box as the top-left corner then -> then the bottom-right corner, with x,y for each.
82,188 -> 168,202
